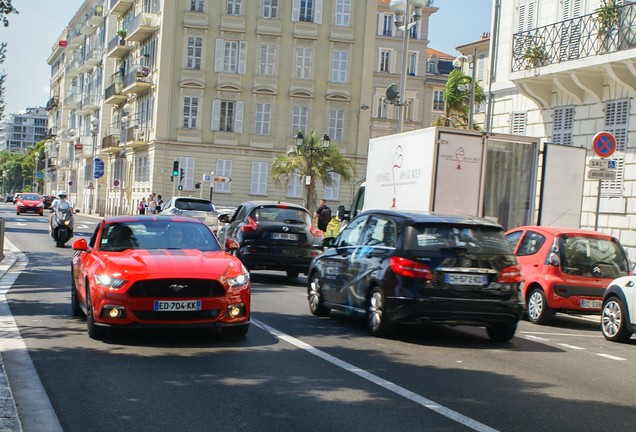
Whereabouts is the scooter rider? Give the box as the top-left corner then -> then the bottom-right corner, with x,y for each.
52,191 -> 74,212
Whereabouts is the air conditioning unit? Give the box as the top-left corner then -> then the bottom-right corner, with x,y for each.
134,130 -> 145,141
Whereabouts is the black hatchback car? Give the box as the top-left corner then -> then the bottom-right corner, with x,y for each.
218,201 -> 324,278
307,210 -> 524,341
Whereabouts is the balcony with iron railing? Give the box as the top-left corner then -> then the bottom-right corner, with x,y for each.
104,73 -> 127,105
106,34 -> 132,59
512,2 -> 636,72
109,0 -> 133,16
122,66 -> 153,94
64,93 -> 81,110
127,12 -> 159,42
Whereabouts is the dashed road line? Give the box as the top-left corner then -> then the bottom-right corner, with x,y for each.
595,353 -> 626,361
252,318 -> 499,432
557,343 -> 585,350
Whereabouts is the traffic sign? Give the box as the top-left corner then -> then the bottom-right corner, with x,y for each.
592,131 -> 617,158
588,159 -> 617,169
113,179 -> 120,187
94,158 -> 105,179
213,176 -> 231,183
588,169 -> 616,180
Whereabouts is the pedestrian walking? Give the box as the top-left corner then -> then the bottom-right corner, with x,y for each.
156,194 -> 163,213
138,197 -> 147,215
315,199 -> 332,232
148,193 -> 157,214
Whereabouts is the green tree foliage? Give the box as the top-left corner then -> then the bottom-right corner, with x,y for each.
0,1 -> 17,27
0,141 -> 44,193
272,130 -> 354,213
440,69 -> 485,129
0,1 -> 17,118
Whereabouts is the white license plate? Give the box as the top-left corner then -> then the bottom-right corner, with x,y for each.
444,273 -> 487,286
580,299 -> 602,309
272,232 -> 298,240
153,300 -> 201,311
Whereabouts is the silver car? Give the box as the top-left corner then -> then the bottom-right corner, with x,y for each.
160,197 -> 219,233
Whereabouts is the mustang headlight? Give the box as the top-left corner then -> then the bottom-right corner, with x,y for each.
94,274 -> 126,289
222,262 -> 250,288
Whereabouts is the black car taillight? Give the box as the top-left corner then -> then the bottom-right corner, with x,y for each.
390,256 -> 433,280
498,264 -> 524,283
240,216 -> 258,233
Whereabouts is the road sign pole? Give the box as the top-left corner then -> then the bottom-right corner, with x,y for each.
595,180 -> 601,230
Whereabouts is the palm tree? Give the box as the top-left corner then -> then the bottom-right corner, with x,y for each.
272,130 -> 354,213
440,68 -> 485,129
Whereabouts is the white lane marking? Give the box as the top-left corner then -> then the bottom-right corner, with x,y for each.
519,334 -> 550,342
595,353 -> 626,361
252,318 -> 499,432
0,239 -> 64,432
557,344 -> 585,350
520,331 -> 597,338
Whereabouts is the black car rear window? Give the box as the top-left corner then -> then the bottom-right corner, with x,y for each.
175,199 -> 215,212
250,206 -> 310,225
404,223 -> 513,254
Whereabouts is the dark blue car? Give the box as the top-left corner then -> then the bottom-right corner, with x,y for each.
307,210 -> 524,341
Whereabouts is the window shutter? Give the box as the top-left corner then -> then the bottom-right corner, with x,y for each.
605,99 -> 630,152
211,99 -> 221,131
291,0 -> 300,21
214,39 -> 224,72
552,106 -> 574,145
235,101 -> 244,134
238,41 -> 247,74
509,112 -> 527,135
314,0 -> 323,24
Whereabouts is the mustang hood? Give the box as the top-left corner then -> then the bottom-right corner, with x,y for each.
98,249 -> 241,279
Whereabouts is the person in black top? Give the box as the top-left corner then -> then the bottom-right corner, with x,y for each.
315,199 -> 332,232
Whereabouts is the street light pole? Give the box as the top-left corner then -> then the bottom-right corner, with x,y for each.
389,0 -> 425,133
90,116 -> 99,215
452,50 -> 477,129
296,131 -> 331,212
119,104 -> 131,215
34,155 -> 39,193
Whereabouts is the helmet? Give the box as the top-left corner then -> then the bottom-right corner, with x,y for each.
58,191 -> 68,198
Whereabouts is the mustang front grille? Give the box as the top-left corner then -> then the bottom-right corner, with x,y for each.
127,278 -> 226,298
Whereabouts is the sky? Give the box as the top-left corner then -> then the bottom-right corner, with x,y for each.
0,0 -> 492,115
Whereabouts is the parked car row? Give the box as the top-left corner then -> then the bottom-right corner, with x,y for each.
65,196 -> 635,344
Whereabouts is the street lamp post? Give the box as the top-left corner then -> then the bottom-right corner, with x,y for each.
452,49 -> 478,129
295,131 -> 331,212
34,155 -> 39,193
118,104 -> 131,215
90,116 -> 99,215
389,0 -> 426,133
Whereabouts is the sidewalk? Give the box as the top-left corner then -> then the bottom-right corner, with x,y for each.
0,247 -> 21,432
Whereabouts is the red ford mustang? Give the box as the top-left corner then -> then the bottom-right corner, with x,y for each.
71,215 -> 250,339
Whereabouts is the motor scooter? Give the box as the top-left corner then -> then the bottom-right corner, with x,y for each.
50,201 -> 75,247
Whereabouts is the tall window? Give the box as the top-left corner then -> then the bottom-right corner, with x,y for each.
324,173 -> 340,200
516,0 -> 537,32
186,36 -> 202,70
263,0 -> 278,18
254,103 -> 271,135
226,0 -> 241,15
259,43 -> 276,76
287,172 -> 303,198
379,50 -> 391,72
433,89 -> 445,111
292,105 -> 308,134
376,96 -> 388,119
408,52 -> 417,76
134,155 -> 150,182
215,159 -> 232,193
215,39 -> 247,74
380,14 -> 393,36
477,53 -> 486,81
299,0 -> 314,22
509,112 -> 527,135
329,109 -> 344,141
552,106 -> 574,145
605,99 -> 629,152
334,0 -> 350,26
331,50 -> 348,83
211,99 -> 244,133
183,97 -> 198,129
251,162 -> 268,195
190,0 -> 204,11
295,46 -> 313,79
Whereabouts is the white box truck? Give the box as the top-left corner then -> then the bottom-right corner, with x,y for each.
340,127 -> 543,230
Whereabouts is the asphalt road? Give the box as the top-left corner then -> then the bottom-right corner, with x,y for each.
2,203 -> 636,431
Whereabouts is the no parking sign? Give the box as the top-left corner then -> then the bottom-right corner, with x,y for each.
592,131 -> 617,158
